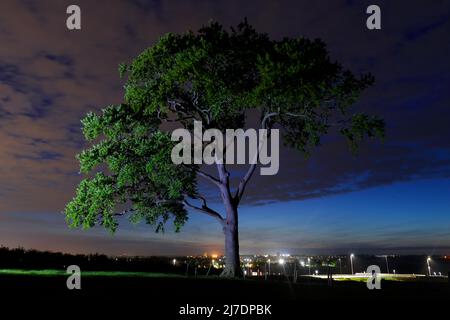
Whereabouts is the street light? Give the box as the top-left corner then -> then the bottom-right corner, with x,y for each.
427,257 -> 432,276
384,255 -> 390,274
278,258 -> 286,277
307,257 -> 311,275
350,254 -> 355,275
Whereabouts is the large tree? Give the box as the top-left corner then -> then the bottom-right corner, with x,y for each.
65,21 -> 384,277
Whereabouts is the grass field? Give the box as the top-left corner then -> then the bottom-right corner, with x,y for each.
0,268 -> 184,278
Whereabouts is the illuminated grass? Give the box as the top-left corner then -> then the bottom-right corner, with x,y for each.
333,276 -> 415,282
0,269 -> 184,278
333,277 -> 368,282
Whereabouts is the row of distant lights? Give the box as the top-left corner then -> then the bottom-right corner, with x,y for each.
277,257 -> 321,274
275,254 -> 442,276
173,254 -> 443,276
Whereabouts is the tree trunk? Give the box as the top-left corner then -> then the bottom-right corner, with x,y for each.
220,200 -> 243,278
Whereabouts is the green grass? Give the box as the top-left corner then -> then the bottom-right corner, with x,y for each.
332,277 -> 368,282
331,276 -> 417,282
0,269 -> 423,284
0,269 -> 184,278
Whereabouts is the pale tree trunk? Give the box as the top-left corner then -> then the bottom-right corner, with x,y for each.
219,111 -> 270,277
220,199 -> 242,277
189,112 -> 272,278
215,162 -> 243,278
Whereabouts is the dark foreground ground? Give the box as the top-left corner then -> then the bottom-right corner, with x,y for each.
1,273 -> 449,301
1,274 -> 449,317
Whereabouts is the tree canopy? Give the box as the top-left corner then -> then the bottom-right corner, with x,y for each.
65,20 -> 384,235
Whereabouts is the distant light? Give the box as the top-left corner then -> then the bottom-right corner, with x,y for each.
267,259 -> 271,263
211,254 -> 218,259
278,258 -> 285,265
300,260 -> 305,267
172,259 -> 176,266
433,272 -> 436,276
315,270 -> 319,275
350,253 -> 355,258
393,269 -> 396,274
427,257 -> 431,262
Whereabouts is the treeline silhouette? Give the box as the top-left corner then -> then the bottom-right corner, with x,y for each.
0,246 -> 181,273
1,246 -> 448,276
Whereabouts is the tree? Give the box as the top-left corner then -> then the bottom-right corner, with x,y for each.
64,20 -> 384,278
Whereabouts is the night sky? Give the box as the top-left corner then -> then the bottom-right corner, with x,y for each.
0,0 -> 449,256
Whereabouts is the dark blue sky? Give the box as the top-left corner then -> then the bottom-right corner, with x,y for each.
0,0 -> 449,255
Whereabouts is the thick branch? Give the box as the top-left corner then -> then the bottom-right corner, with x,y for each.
234,111 -> 277,204
180,164 -> 222,188
196,169 -> 222,188
216,162 -> 235,207
234,162 -> 257,204
183,198 -> 225,225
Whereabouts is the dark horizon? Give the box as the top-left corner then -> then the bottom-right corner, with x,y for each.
2,243 -> 450,258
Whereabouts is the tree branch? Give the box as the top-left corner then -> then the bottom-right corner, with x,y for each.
196,169 -> 222,187
183,198 -> 225,225
181,164 -> 222,188
284,112 -> 308,118
234,111 -> 277,204
114,208 -> 134,216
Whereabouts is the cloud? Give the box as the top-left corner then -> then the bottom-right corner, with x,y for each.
0,0 -> 449,253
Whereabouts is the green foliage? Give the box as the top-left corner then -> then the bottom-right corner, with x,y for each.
341,114 -> 385,152
66,102 -> 195,233
65,20 -> 384,234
